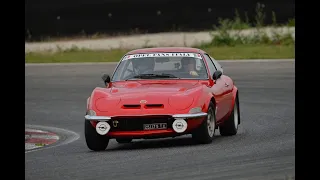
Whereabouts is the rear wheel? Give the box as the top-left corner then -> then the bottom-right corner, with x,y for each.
192,102 -> 216,144
219,95 -> 240,136
85,120 -> 110,151
116,138 -> 132,143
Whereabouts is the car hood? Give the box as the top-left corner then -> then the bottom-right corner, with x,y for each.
94,80 -> 205,113
111,80 -> 201,95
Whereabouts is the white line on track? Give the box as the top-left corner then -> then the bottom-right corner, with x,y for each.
25,143 -> 42,150
25,124 -> 80,153
27,134 -> 60,140
25,59 -> 294,66
25,128 -> 47,133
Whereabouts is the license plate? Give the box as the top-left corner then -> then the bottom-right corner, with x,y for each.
143,123 -> 167,130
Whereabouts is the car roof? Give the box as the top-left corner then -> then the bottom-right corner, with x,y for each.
127,47 -> 206,54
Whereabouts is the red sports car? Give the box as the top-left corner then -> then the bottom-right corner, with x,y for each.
84,47 -> 240,151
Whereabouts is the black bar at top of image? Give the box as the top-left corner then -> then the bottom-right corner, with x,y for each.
25,0 -> 295,41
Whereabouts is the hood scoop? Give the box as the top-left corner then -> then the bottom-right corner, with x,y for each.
145,104 -> 164,109
122,104 -> 141,109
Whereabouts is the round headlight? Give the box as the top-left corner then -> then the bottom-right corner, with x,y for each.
189,107 -> 202,114
87,110 -> 96,116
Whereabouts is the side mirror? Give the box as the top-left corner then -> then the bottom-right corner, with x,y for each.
212,70 -> 222,80
101,74 -> 111,85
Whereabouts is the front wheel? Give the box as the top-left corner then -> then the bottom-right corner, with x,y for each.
192,102 -> 216,144
85,120 -> 110,151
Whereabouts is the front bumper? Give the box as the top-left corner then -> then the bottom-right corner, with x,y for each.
84,115 -> 111,121
84,112 -> 207,121
85,113 -> 207,137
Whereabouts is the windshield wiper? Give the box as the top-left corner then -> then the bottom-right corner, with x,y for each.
126,73 -> 178,80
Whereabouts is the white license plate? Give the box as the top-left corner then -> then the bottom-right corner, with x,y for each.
143,123 -> 167,130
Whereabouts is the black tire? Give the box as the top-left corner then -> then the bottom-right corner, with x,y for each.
192,102 -> 216,144
85,120 -> 110,151
219,95 -> 240,136
116,138 -> 132,144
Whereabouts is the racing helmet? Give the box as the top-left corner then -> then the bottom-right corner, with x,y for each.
181,57 -> 196,70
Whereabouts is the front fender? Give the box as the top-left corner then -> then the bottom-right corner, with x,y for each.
86,97 -> 90,110
87,87 -> 111,113
193,87 -> 214,113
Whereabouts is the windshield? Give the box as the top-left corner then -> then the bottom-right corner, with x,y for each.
111,52 -> 209,81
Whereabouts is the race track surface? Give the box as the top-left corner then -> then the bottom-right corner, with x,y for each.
25,60 -> 295,180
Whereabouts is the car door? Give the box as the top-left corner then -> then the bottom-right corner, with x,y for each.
210,56 -> 234,114
202,53 -> 230,122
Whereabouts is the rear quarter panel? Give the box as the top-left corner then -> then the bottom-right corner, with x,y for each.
86,87 -> 111,113
220,75 -> 238,122
197,75 -> 238,123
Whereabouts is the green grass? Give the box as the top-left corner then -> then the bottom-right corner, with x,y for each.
25,44 -> 295,63
26,49 -> 128,63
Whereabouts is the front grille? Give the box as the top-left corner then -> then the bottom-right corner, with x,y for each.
109,116 -> 173,131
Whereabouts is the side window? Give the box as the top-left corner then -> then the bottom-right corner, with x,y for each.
203,54 -> 217,76
113,60 -> 133,81
210,56 -> 223,73
121,61 -> 133,78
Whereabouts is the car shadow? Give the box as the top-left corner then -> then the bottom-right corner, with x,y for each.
102,134 -> 225,152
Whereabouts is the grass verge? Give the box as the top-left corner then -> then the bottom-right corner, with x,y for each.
25,44 -> 294,63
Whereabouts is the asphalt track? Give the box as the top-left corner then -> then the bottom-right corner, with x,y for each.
25,60 -> 295,180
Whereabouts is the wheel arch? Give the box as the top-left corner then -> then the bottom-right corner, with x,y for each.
233,89 -> 240,124
209,96 -> 218,129
86,97 -> 90,111
210,97 -> 216,108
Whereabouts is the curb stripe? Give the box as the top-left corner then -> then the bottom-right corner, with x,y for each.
25,128 -> 60,151
25,138 -> 58,144
25,131 -> 57,136
25,143 -> 42,150
25,129 -> 46,133
26,134 -> 60,140
25,125 -> 80,153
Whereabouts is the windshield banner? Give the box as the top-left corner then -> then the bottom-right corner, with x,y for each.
123,53 -> 202,60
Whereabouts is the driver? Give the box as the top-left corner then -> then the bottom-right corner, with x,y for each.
180,57 -> 199,76
132,57 -> 155,74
